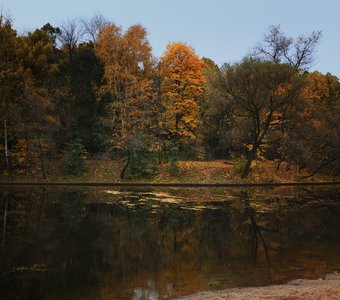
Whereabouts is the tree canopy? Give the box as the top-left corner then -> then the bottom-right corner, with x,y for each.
1,16 -> 339,179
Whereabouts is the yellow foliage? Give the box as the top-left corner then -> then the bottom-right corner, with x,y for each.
95,24 -> 157,150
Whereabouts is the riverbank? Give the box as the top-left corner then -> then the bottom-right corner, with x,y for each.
0,159 -> 338,184
176,273 -> 340,300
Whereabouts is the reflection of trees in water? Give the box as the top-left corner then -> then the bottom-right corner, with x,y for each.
238,191 -> 273,264
2,190 -> 9,249
231,188 -> 340,269
0,187 -> 340,299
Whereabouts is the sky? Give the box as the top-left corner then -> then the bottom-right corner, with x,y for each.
2,0 -> 340,77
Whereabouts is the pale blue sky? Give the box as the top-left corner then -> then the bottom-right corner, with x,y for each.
2,0 -> 340,77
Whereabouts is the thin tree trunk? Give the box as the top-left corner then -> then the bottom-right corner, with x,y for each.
4,118 -> 9,172
37,134 -> 46,178
276,159 -> 282,172
120,152 -> 130,179
242,147 -> 257,178
242,157 -> 253,178
158,150 -> 162,164
24,126 -> 30,175
3,98 -> 10,174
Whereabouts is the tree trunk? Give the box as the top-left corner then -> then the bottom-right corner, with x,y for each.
242,156 -> 253,178
4,117 -> 9,174
120,152 -> 130,179
24,127 -> 30,175
241,191 -> 271,264
242,138 -> 263,178
37,134 -> 46,178
3,97 -> 10,175
242,148 -> 257,178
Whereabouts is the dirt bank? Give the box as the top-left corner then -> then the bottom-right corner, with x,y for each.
176,273 -> 340,300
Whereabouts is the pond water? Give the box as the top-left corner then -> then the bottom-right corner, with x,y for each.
0,185 -> 340,300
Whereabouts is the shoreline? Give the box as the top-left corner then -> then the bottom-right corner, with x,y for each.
1,160 -> 339,186
176,273 -> 340,300
1,181 -> 340,187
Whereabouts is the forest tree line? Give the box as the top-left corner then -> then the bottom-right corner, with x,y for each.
0,14 -> 339,179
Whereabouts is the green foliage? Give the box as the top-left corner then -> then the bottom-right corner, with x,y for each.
63,139 -> 86,176
124,150 -> 158,179
208,279 -> 221,288
61,41 -> 105,153
231,157 -> 247,177
195,146 -> 207,161
169,159 -> 180,177
164,143 -> 180,176
123,134 -> 158,179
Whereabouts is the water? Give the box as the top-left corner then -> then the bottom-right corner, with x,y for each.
0,185 -> 340,299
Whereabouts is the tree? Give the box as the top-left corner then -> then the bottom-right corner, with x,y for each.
41,23 -> 61,45
62,41 -> 104,152
0,14 -> 22,175
16,26 -> 61,177
55,30 -> 105,153
199,57 -> 233,158
80,14 -> 108,43
58,19 -> 82,59
159,43 -> 206,145
220,58 -> 305,178
284,71 -> 340,177
253,25 -> 321,71
95,24 -> 157,178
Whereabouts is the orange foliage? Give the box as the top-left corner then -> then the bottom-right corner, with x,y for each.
303,72 -> 330,120
159,42 -> 206,142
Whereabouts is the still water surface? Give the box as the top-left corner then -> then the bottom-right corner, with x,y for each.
0,185 -> 340,299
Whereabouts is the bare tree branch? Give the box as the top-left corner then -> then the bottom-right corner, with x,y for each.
80,14 -> 109,42
58,19 -> 82,56
252,25 -> 321,71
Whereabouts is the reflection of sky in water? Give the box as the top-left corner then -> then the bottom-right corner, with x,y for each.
100,187 -> 340,216
103,190 -> 188,214
102,190 -> 223,211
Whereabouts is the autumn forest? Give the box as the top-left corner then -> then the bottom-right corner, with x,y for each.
1,14 -> 339,180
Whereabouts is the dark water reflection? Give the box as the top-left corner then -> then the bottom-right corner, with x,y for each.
0,185 -> 340,299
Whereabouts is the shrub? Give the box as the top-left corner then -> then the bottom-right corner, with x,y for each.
231,156 -> 247,177
125,150 -> 158,179
63,139 -> 86,176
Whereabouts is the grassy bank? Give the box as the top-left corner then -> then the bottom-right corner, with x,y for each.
0,159 -> 338,184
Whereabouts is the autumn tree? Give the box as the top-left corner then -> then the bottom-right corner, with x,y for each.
95,24 -> 157,178
0,14 -> 22,174
220,58 -> 305,178
16,25 -> 61,177
284,71 -> 340,177
159,43 -> 206,148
